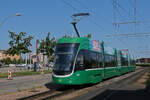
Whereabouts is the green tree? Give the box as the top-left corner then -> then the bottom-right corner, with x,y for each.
7,31 -> 33,56
38,40 -> 45,54
85,34 -> 91,38
4,58 -> 12,65
12,58 -> 17,64
62,34 -> 71,38
17,58 -> 24,64
38,32 -> 56,62
45,32 -> 56,60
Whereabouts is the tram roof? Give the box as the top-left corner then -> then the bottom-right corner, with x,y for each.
57,37 -> 126,54
57,37 -> 89,44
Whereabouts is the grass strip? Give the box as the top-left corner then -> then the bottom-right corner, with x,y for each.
136,64 -> 150,67
0,70 -> 52,78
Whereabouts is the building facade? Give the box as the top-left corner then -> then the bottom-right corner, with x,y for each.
136,58 -> 150,64
0,50 -> 21,60
31,53 -> 48,64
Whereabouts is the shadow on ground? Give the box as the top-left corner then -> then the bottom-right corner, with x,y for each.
45,82 -> 97,91
91,88 -> 150,100
91,73 -> 150,100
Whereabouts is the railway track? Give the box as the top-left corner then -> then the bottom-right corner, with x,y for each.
17,90 -> 56,100
17,81 -> 90,100
17,67 -> 146,100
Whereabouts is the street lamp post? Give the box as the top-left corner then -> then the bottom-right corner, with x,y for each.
0,13 -> 21,28
0,13 -> 21,66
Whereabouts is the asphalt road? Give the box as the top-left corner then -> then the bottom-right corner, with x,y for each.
0,74 -> 52,95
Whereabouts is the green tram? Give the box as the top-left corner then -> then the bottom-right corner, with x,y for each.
52,37 -> 136,85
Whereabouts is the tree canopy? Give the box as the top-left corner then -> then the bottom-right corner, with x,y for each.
85,34 -> 91,38
7,31 -> 33,55
38,32 -> 56,62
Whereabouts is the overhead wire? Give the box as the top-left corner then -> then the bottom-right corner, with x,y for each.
60,0 -> 80,12
60,0 -> 106,32
60,0 -> 135,55
110,0 -> 138,57
128,0 -> 150,57
110,0 -> 130,22
74,0 -> 111,23
113,0 -> 132,20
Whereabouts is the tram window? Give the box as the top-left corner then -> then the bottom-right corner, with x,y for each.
130,60 -> 135,66
133,60 -> 136,65
84,50 -> 91,69
122,57 -> 128,66
75,50 -> 92,71
105,54 -> 116,67
75,50 -> 102,71
75,50 -> 85,70
98,53 -> 103,67
90,52 -> 99,68
111,55 -> 116,67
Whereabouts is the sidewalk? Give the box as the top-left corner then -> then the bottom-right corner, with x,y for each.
0,74 -> 52,95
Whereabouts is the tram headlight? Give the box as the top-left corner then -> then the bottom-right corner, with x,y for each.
58,79 -> 62,82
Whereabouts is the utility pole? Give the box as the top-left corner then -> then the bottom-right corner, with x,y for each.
42,40 -> 45,68
29,46 -> 31,65
34,39 -> 39,72
134,0 -> 137,33
36,39 -> 39,62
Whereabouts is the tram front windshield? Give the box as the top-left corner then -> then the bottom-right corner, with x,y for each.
53,43 -> 79,75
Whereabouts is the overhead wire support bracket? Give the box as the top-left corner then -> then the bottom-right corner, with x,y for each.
106,32 -> 150,37
113,20 -> 150,25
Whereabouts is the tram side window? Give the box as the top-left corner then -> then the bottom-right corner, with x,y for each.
110,55 -> 116,67
90,52 -> 99,68
122,57 -> 128,66
131,60 -> 135,66
98,53 -> 103,67
125,58 -> 128,66
105,54 -> 116,67
75,50 -> 101,71
84,50 -> 91,69
75,50 -> 85,70
75,50 -> 92,71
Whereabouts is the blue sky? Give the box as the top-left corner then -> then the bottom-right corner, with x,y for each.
0,0 -> 150,58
